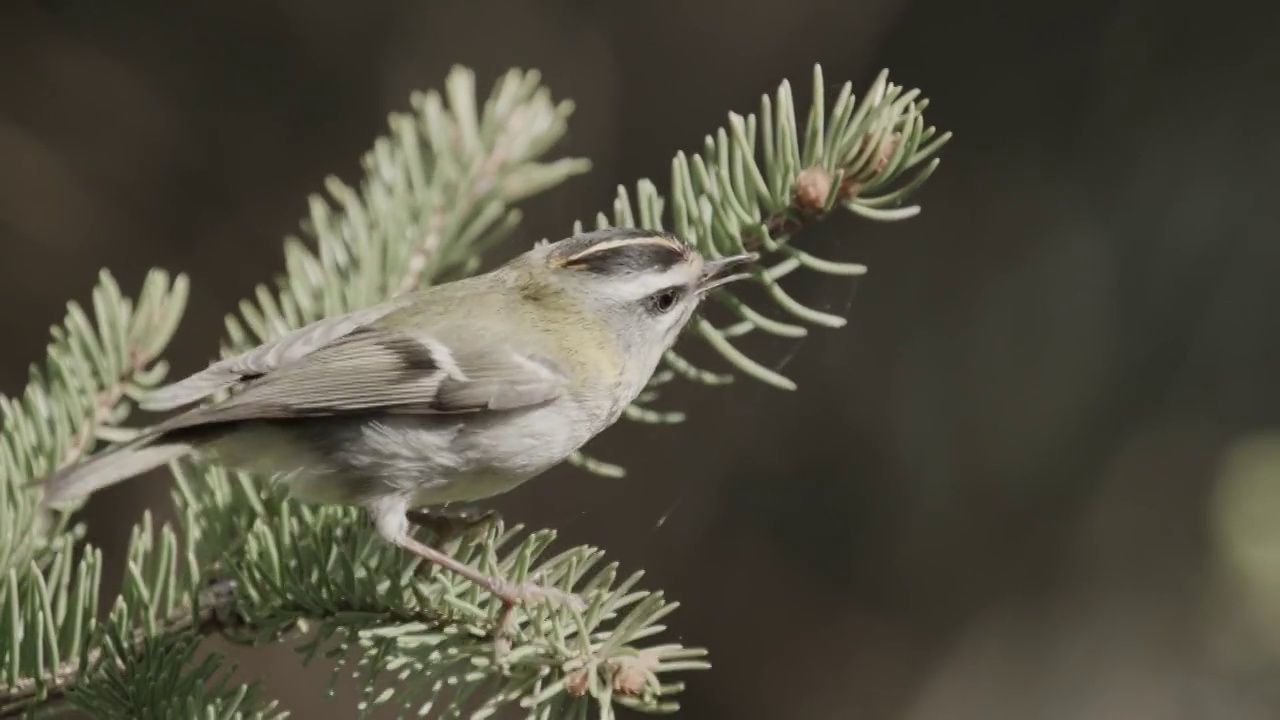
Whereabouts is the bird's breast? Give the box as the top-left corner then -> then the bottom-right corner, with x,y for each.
265,389 -> 622,508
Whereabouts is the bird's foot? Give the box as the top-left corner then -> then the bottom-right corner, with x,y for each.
489,577 -> 586,612
489,577 -> 586,657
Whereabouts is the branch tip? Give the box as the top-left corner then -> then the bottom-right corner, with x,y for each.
793,166 -> 833,212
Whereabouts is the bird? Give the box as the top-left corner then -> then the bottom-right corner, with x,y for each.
35,227 -> 756,612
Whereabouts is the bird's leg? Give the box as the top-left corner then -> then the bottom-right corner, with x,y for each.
405,505 -> 502,544
371,499 -> 583,616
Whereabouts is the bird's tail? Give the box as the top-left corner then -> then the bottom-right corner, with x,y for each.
36,431 -> 194,509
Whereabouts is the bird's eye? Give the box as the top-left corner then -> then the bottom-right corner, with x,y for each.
647,288 -> 681,314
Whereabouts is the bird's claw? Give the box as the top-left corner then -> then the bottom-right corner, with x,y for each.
490,579 -> 586,659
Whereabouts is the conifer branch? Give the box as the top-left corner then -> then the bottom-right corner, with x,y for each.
58,337 -> 159,473
394,88 -> 552,296
570,65 -> 950,475
0,270 -> 188,717
0,580 -> 235,717
0,63 -> 950,719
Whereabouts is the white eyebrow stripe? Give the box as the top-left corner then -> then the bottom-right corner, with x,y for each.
566,236 -> 683,262
613,265 -> 692,300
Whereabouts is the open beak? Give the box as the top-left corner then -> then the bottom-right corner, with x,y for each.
697,252 -> 759,294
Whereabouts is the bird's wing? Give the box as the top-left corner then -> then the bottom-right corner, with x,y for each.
157,323 -> 568,431
141,302 -> 409,411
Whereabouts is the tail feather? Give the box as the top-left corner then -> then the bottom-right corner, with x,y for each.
38,435 -> 193,509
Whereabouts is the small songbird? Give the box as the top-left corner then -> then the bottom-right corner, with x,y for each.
37,228 -> 756,610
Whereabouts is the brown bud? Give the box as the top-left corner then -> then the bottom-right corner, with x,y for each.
612,665 -> 647,696
608,656 -> 654,697
873,132 -> 900,173
840,132 -> 901,199
793,166 -> 833,211
565,667 -> 591,697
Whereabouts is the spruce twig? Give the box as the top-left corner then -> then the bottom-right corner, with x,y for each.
0,63 -> 949,720
0,581 -> 236,717
571,64 -> 951,473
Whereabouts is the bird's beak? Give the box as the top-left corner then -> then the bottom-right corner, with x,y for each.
697,252 -> 758,293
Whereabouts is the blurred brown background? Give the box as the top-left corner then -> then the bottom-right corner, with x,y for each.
5,0 -> 1280,718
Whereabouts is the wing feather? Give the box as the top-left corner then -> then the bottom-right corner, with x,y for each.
157,324 -> 568,432
141,302 -> 408,411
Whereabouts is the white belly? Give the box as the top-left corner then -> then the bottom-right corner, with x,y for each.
279,400 -> 598,508
203,389 -> 615,510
